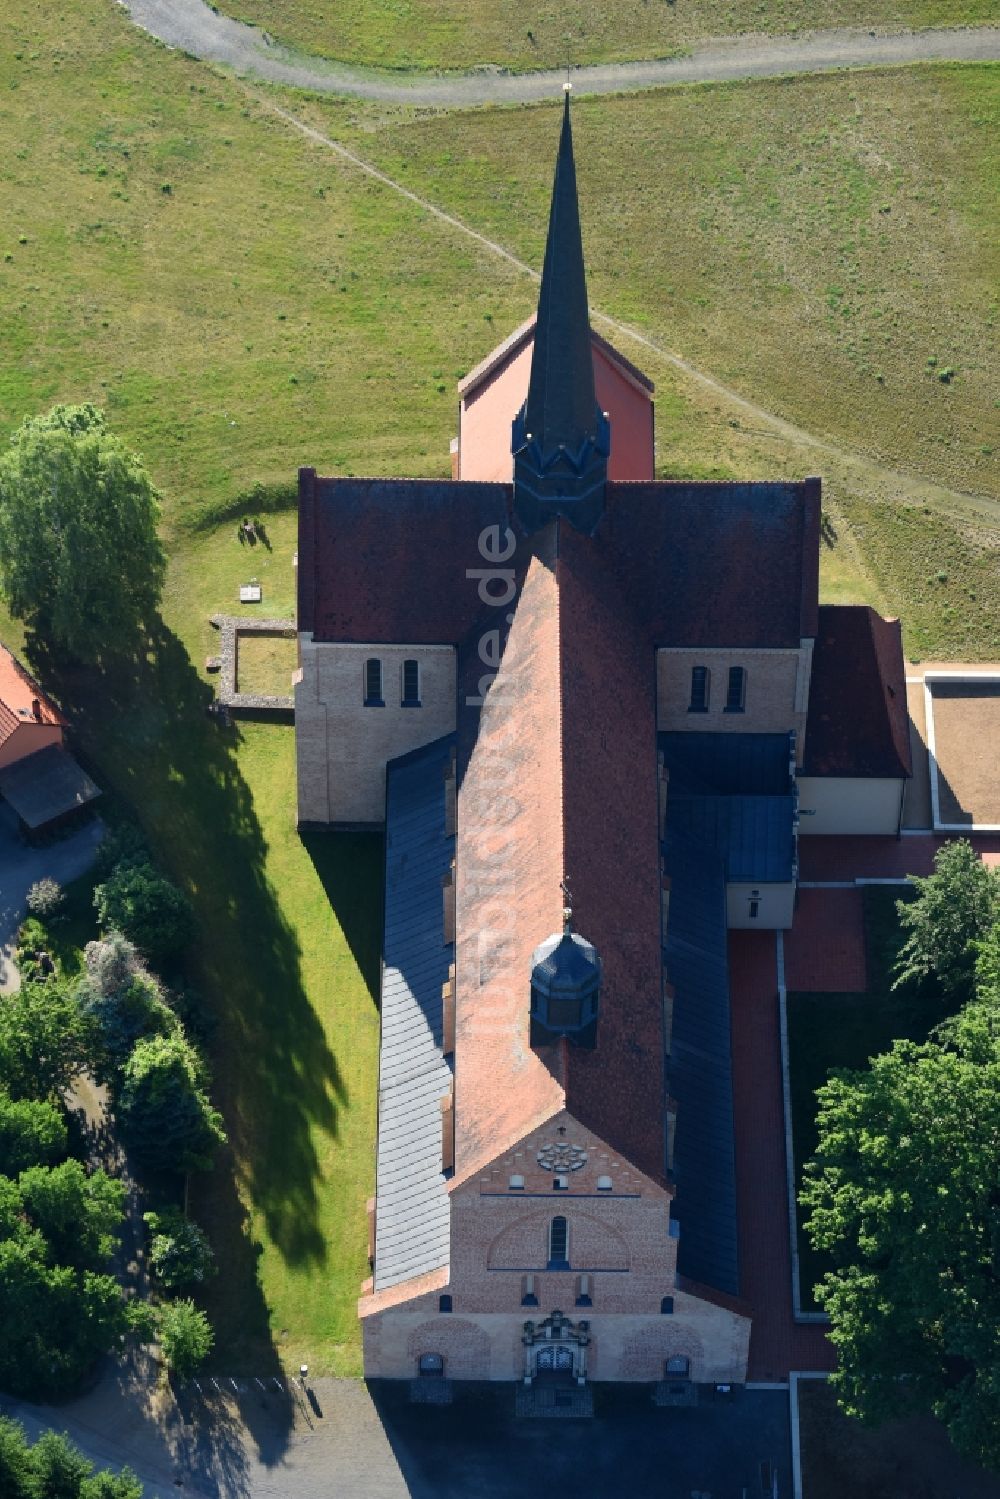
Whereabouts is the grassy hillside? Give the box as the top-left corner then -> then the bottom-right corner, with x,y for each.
0,0 -> 997,1371
211,0 -> 997,73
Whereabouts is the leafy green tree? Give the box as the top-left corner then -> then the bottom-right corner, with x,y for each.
158,1297 -> 213,1378
0,1090 -> 67,1175
117,1034 -> 225,1174
0,1236 -> 127,1398
78,934 -> 180,1082
0,1417 -> 141,1499
143,1207 -> 215,1289
19,1161 -> 125,1270
0,404 -> 165,660
94,861 -> 194,967
29,1429 -> 92,1499
893,838 -> 1000,1005
0,980 -> 93,1101
801,954 -> 1000,1471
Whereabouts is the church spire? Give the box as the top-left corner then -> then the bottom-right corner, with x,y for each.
512,90 -> 610,535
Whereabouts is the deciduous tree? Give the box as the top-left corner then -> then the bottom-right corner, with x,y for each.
802,938 -> 1000,1471
0,404 -> 165,659
158,1297 -> 213,1378
893,838 -> 1000,1005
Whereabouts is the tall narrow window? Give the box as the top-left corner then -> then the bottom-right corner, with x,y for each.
548,1215 -> 569,1270
749,890 -> 760,921
725,666 -> 746,713
401,658 -> 421,707
364,658 -> 383,706
689,666 -> 709,712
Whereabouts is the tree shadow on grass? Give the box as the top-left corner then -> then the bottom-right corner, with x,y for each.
301,830 -> 384,1007
27,618 -> 346,1393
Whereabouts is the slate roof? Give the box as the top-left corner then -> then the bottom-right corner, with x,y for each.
667,794 -> 795,883
0,745 -> 100,831
803,606 -> 911,778
662,829 -> 739,1296
374,734 -> 455,1292
660,731 -> 793,797
660,731 -> 796,884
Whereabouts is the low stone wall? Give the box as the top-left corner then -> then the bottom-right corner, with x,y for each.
210,615 -> 295,714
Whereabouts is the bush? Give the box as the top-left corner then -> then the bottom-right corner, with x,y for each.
92,822 -> 149,881
143,1207 -> 215,1289
25,878 -> 64,920
94,859 -> 194,966
158,1298 -> 213,1377
78,935 -> 181,1082
0,1090 -> 67,1175
117,1033 -> 225,1174
14,917 -> 56,985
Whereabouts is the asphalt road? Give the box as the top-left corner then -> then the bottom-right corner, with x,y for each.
117,1 -> 1000,104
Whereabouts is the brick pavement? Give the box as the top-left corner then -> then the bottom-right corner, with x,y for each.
798,832 -> 1000,882
729,930 -> 835,1381
784,888 -> 866,992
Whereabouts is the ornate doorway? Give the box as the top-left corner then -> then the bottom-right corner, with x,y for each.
522,1310 -> 590,1385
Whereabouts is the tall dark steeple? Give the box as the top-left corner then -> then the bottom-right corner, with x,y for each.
512,90 -> 610,535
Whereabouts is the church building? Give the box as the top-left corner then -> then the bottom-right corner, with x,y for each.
294,97 -> 911,1388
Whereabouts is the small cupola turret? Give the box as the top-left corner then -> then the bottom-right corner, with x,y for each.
530,905 -> 601,1042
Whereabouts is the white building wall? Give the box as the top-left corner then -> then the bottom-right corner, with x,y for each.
295,636 -> 457,826
796,776 -> 904,835
726,881 -> 796,930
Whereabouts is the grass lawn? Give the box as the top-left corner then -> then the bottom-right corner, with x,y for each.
235,633 -> 298,698
786,886 -> 949,1311
210,0 -> 998,73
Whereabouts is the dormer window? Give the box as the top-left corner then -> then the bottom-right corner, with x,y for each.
401,658 -> 421,707
364,658 -> 384,706
725,666 -> 746,713
689,666 -> 709,712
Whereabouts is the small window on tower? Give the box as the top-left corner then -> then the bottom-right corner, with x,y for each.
725,666 -> 746,712
364,658 -> 384,706
689,666 -> 710,712
401,658 -> 421,707
749,890 -> 761,921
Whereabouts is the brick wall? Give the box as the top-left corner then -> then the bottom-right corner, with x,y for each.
295,636 -> 457,825
362,1111 -> 750,1382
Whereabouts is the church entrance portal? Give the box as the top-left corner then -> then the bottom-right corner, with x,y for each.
522,1310 -> 590,1385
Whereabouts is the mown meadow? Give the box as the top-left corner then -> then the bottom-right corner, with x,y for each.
0,0 -> 996,1372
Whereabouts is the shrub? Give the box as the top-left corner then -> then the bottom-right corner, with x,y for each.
143,1207 -> 215,1289
25,878 -> 64,920
94,859 -> 194,966
158,1298 -> 213,1377
93,822 -> 149,880
117,1033 -> 225,1174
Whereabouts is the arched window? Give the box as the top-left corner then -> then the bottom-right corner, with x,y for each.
725,665 -> 746,712
689,666 -> 709,712
401,658 -> 420,706
364,658 -> 383,706
548,1215 -> 569,1270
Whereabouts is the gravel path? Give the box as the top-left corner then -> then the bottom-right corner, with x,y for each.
117,2 -> 1000,104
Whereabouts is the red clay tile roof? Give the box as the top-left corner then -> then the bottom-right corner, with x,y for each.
0,643 -> 66,749
452,519 -> 665,1187
458,314 -> 655,400
298,469 -> 512,642
803,605 -> 911,778
300,471 -> 821,651
603,478 -> 821,648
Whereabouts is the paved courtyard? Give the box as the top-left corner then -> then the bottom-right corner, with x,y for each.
2,1377 -> 793,1499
